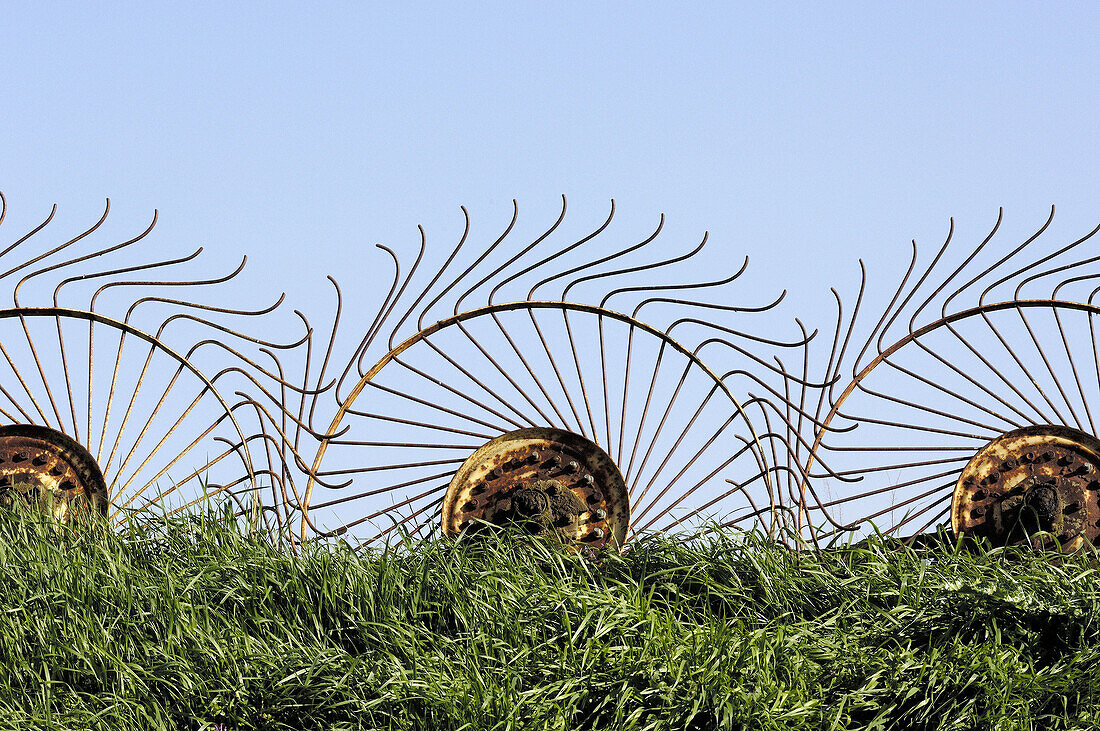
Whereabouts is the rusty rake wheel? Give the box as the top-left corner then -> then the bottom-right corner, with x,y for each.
0,194 -> 309,538
288,199 -> 813,548
793,207 -> 1100,549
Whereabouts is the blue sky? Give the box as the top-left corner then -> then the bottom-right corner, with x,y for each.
4,3 -> 1098,317
3,3 -> 1100,536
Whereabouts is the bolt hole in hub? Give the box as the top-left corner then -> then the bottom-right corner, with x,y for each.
952,425 -> 1100,551
0,425 -> 107,523
441,427 -> 629,548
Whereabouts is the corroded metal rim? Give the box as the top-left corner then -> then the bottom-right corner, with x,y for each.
441,427 -> 629,548
952,425 -> 1100,550
0,424 -> 107,521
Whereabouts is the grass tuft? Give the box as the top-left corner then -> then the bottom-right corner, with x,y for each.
0,508 -> 1095,729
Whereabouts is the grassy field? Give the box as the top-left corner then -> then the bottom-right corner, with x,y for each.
0,507 -> 1096,730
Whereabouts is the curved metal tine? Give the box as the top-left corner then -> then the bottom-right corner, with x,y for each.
297,278 -> 341,448
632,435 -> 758,532
880,340 -> 1040,427
453,196 -> 567,314
812,479 -> 955,542
75,249 -> 207,447
868,219 -> 961,353
336,246 -> 400,404
0,203 -> 62,278
234,393 -> 351,491
851,243 -> 919,375
975,208 -> 1097,307
10,209 -> 150,435
363,378 -> 509,434
351,235 -> 427,379
612,260 -> 753,465
95,256 -> 253,460
391,353 -> 527,432
554,215 -> 667,443
0,340 -> 53,426
357,493 -> 447,550
410,203 -> 513,334
376,209 -> 474,345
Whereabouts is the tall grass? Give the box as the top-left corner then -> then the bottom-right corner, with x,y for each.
0,505 -> 1095,730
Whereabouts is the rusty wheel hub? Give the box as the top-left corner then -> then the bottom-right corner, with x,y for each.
442,427 -> 629,548
953,425 -> 1100,550
0,425 -> 107,522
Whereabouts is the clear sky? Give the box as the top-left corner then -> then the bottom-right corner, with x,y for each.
3,3 -> 1100,536
4,2 -> 1098,316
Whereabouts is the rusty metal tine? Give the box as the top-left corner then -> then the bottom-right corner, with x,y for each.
525,308 -> 588,436
412,203 -> 515,332
340,408 -> 496,440
0,204 -> 59,276
454,320 -> 557,427
413,339 -> 537,428
453,196 -> 567,314
487,201 -> 615,306
489,312 -> 569,429
0,341 -> 53,427
308,470 -> 457,511
364,379 -> 508,434
392,354 -> 526,431
560,310 -> 600,443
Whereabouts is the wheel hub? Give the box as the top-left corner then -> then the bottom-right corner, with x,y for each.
0,425 -> 107,523
442,427 -> 629,548
953,425 -> 1100,550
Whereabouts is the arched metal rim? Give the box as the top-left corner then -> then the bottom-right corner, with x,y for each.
801,298 -> 1100,532
0,307 -> 258,522
302,300 -> 773,543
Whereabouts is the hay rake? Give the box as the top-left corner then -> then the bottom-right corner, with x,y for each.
271,199 -> 821,549
5,191 -> 1100,554
0,193 -> 310,537
786,207 -> 1100,550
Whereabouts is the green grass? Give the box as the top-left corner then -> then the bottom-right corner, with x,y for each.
0,507 -> 1096,730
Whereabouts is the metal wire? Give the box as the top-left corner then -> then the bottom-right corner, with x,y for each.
783,207 -> 1100,544
273,198 -> 813,547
